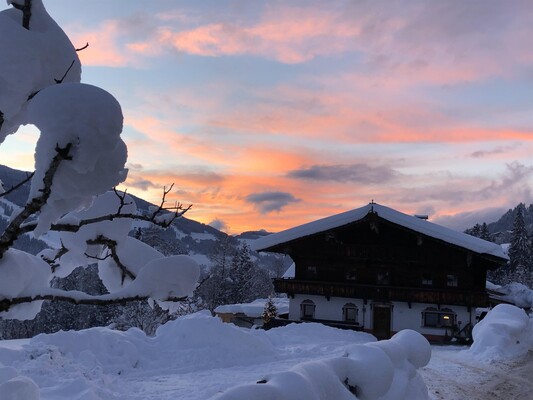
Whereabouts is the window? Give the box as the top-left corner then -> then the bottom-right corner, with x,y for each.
422,307 -> 456,328
376,270 -> 390,285
447,274 -> 458,287
306,266 -> 317,278
343,303 -> 358,323
421,273 -> 433,286
345,269 -> 357,281
300,299 -> 316,320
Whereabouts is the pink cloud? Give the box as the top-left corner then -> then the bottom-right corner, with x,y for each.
65,20 -> 131,67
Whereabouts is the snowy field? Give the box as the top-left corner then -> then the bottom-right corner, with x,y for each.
1,311 -> 425,400
0,305 -> 531,400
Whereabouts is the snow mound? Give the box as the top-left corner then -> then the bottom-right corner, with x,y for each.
213,329 -> 430,400
0,375 -> 40,400
31,327 -> 142,375
0,365 -> 39,400
469,304 -> 533,361
153,311 -> 276,369
498,283 -> 533,309
266,322 -> 375,348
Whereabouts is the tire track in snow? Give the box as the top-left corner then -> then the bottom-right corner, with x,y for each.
420,348 -> 533,400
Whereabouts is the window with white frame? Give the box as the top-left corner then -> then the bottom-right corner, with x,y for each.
300,299 -> 316,320
342,303 -> 358,323
447,274 -> 458,287
422,307 -> 456,328
421,272 -> 433,286
345,269 -> 357,281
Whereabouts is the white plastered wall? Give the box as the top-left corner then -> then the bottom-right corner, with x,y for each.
289,294 -> 474,337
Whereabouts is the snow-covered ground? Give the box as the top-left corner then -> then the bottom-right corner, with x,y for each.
0,312 -> 429,400
0,305 -> 531,400
421,346 -> 533,399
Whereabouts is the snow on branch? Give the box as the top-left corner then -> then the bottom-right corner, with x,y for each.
0,289 -> 188,314
86,235 -> 136,283
0,0 -> 201,323
19,186 -> 192,235
0,143 -> 72,259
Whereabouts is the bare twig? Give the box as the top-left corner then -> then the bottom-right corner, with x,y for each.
11,0 -> 32,30
54,60 -> 76,84
0,143 -> 72,259
40,241 -> 69,273
84,251 -> 112,262
195,274 -> 211,291
0,171 -> 34,199
146,184 -> 193,226
76,42 -> 89,52
19,187 -> 192,235
87,235 -> 136,283
0,110 -> 4,132
113,187 -> 134,215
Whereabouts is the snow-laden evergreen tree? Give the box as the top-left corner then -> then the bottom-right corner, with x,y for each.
464,224 -> 482,238
479,223 -> 491,242
198,236 -> 236,310
229,243 -> 274,305
229,243 -> 255,304
508,204 -> 530,271
198,239 -> 274,309
465,222 -> 492,242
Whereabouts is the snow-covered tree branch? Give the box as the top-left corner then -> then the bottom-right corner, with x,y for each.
0,0 -> 200,320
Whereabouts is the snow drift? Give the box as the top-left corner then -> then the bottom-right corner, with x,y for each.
468,304 -> 533,361
0,313 -> 430,400
214,327 -> 431,400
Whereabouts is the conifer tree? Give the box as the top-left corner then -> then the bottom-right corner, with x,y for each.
229,243 -> 255,304
262,296 -> 278,324
508,204 -> 531,279
479,223 -> 491,242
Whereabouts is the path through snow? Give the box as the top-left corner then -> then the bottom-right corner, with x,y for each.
420,347 -> 533,400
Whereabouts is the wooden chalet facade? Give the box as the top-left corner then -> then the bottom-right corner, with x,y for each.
252,203 -> 508,341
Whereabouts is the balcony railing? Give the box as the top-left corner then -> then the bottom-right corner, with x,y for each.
274,278 -> 488,307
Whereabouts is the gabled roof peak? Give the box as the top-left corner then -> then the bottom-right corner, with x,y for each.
251,202 -> 507,261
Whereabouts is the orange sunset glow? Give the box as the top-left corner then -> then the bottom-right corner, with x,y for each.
1,0 -> 532,234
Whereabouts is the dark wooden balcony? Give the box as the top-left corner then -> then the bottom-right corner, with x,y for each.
274,278 -> 489,307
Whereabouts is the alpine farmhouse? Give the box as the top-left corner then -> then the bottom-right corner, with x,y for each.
252,203 -> 508,341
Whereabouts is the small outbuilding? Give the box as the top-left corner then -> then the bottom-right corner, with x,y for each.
214,298 -> 289,328
252,202 -> 508,342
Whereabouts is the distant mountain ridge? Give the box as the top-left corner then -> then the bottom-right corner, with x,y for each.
0,164 -> 286,272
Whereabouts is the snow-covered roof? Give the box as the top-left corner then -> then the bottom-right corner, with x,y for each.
214,298 -> 289,318
282,263 -> 295,279
251,203 -> 508,261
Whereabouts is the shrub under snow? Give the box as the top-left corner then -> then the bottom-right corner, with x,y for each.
468,304 -> 533,361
